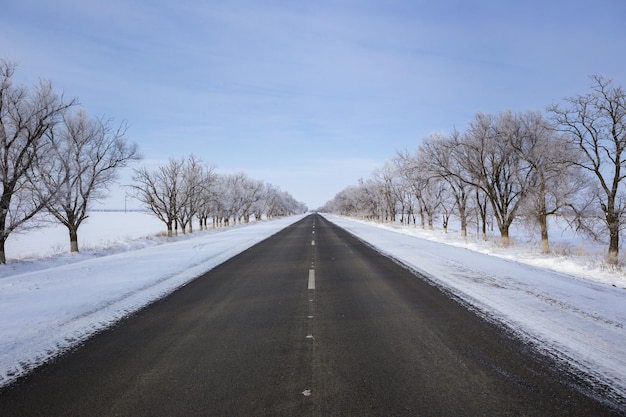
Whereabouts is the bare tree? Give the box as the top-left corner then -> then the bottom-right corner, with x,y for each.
454,111 -> 535,246
390,153 -> 418,225
371,161 -> 403,222
217,172 -> 248,226
472,188 -> 490,241
549,75 -> 626,263
195,163 -> 218,231
418,131 -> 472,236
238,176 -> 264,223
0,60 -> 76,263
513,111 -> 584,253
131,158 -> 185,237
412,174 -> 442,230
42,109 -> 140,252
176,155 -> 207,234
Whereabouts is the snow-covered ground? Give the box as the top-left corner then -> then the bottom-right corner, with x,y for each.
0,211 -> 624,410
323,214 -> 625,409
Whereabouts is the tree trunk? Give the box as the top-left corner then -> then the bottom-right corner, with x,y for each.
537,178 -> 550,254
499,226 -> 510,246
608,214 -> 619,264
459,212 -> 467,237
0,236 -> 6,264
167,221 -> 173,237
538,213 -> 549,254
69,227 -> 79,253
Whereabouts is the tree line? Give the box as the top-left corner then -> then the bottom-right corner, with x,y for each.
320,75 -> 626,264
0,59 -> 306,264
131,156 -> 307,237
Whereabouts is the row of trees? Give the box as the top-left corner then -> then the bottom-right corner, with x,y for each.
131,156 -> 307,236
0,59 -> 140,263
321,76 -> 626,263
0,59 -> 306,263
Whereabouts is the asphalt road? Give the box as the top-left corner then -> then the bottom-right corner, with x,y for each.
0,214 -> 621,416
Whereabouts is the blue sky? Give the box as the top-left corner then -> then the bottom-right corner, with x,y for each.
2,0 -> 625,209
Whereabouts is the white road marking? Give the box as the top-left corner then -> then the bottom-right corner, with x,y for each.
311,240 -> 315,246
308,269 -> 315,290
302,389 -> 312,396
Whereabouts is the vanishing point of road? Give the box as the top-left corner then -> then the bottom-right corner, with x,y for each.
0,214 -> 622,416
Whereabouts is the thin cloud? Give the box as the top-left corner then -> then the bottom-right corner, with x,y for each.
2,0 -> 624,207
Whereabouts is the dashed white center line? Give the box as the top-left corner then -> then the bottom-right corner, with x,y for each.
311,240 -> 315,246
308,269 -> 315,290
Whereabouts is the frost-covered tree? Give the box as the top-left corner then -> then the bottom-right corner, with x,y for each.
393,152 -> 443,230
513,111 -> 584,253
0,60 -> 76,263
42,109 -> 140,252
238,176 -> 265,223
176,155 -> 208,234
454,111 -> 536,246
549,75 -> 626,263
131,158 -> 186,237
214,172 -> 248,226
417,132 -> 471,236
370,161 -> 403,222
195,164 -> 218,231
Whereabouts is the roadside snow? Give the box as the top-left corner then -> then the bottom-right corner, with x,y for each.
323,214 -> 626,408
0,212 -> 306,387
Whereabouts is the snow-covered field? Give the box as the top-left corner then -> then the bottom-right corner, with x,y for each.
0,211 -> 624,410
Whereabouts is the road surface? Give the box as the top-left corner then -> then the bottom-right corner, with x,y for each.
0,214 -> 621,416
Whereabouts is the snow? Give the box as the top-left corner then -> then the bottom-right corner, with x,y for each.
322,214 -> 626,408
0,211 -> 624,409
